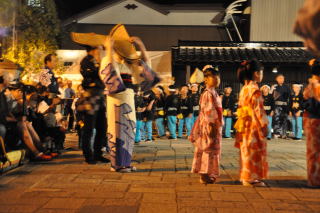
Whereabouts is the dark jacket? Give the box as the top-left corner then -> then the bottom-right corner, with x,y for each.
143,92 -> 156,121
222,94 -> 235,116
273,84 -> 291,103
165,94 -> 180,116
178,95 -> 193,118
154,95 -> 166,119
289,93 -> 304,115
0,90 -> 9,124
80,55 -> 105,91
263,94 -> 275,116
190,93 -> 200,117
135,95 -> 145,121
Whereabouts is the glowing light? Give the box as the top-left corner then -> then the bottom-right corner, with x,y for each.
272,67 -> 278,73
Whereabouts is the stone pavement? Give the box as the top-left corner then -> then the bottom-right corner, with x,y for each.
1,134 -> 320,213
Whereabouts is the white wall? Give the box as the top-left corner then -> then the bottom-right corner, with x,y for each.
78,0 -> 220,26
56,50 -> 172,85
250,0 -> 304,41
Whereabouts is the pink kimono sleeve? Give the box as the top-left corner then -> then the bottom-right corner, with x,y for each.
201,91 -> 221,126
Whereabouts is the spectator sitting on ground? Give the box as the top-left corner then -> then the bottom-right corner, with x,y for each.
0,73 -> 14,140
36,85 -> 66,153
6,84 -> 52,161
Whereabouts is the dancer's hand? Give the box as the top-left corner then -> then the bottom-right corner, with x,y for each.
130,36 -> 149,63
130,36 -> 143,46
303,83 -> 312,99
203,65 -> 213,71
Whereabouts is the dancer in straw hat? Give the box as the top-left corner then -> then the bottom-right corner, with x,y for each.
71,24 -> 159,172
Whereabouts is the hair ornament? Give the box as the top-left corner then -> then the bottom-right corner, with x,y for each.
309,59 -> 316,66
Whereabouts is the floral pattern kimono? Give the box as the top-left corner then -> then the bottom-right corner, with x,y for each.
189,87 -> 223,177
234,81 -> 268,182
100,59 -> 159,169
303,83 -> 320,186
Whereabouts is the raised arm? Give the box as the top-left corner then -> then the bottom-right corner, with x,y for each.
131,37 -> 151,66
103,36 -> 114,65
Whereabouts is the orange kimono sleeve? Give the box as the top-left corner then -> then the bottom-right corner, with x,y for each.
251,90 -> 268,129
313,83 -> 320,101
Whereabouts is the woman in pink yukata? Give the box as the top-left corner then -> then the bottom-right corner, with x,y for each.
189,66 -> 223,184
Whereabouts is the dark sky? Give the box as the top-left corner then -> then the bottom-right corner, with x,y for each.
55,0 -> 232,20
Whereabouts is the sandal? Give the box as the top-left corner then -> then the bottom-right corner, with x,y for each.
110,166 -> 137,173
242,180 -> 266,187
251,181 -> 266,187
200,174 -> 215,184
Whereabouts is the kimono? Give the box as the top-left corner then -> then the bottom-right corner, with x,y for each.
234,82 -> 268,182
189,87 -> 223,177
100,59 -> 159,169
272,84 -> 290,137
303,83 -> 320,186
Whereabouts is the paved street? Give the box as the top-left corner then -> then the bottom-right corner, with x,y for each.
1,134 -> 320,213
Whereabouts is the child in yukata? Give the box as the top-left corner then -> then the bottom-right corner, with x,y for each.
189,66 -> 223,184
234,60 -> 269,187
303,59 -> 320,188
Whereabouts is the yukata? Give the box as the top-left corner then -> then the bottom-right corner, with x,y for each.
303,83 -> 320,186
234,82 -> 268,182
100,60 -> 159,169
189,87 -> 223,178
272,84 -> 290,137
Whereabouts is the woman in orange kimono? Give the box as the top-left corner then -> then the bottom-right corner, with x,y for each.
234,60 -> 268,187
189,66 -> 223,184
303,59 -> 320,188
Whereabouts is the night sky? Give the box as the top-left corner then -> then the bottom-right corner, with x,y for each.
55,0 -> 233,20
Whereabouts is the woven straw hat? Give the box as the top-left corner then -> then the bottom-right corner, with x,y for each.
70,24 -> 140,60
70,32 -> 107,47
110,24 -> 140,60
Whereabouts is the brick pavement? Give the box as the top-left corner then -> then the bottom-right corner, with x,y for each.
0,134 -> 319,213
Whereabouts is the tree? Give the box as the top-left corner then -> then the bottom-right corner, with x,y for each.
3,0 -> 64,77
0,0 -> 15,27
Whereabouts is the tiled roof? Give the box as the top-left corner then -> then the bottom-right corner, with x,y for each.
172,41 -> 314,65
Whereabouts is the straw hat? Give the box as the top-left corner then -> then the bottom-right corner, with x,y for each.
110,24 -> 140,60
70,32 -> 107,47
70,24 -> 140,60
190,68 -> 204,84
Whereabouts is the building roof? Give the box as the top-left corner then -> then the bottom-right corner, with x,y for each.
172,41 -> 313,65
62,0 -> 224,26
